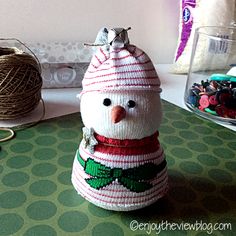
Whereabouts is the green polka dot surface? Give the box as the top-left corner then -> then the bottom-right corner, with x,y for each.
0,100 -> 235,236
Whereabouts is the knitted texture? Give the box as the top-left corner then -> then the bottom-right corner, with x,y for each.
72,135 -> 168,211
80,91 -> 163,139
72,28 -> 168,211
81,45 -> 161,94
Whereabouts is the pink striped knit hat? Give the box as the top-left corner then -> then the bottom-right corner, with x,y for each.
81,28 -> 161,94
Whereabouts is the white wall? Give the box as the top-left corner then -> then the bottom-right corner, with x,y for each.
0,0 -> 179,63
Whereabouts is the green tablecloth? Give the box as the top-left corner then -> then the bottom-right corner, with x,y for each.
0,100 -> 235,236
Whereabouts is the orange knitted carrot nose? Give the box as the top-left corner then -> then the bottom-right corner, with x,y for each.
111,106 -> 126,123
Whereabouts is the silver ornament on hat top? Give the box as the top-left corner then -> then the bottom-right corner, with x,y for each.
107,27 -> 131,48
84,27 -> 131,52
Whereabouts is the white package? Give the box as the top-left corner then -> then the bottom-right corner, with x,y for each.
172,0 -> 236,74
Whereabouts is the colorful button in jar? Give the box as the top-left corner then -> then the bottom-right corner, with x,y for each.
184,26 -> 236,124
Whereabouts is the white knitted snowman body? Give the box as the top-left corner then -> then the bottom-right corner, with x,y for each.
71,28 -> 168,211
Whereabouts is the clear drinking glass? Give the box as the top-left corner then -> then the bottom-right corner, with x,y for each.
184,26 -> 236,124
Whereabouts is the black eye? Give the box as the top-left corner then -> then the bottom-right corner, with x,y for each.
103,98 -> 111,106
127,100 -> 136,108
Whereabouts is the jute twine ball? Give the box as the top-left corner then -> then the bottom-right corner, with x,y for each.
0,47 -> 42,120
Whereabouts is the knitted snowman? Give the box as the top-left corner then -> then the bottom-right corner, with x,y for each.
72,28 -> 168,211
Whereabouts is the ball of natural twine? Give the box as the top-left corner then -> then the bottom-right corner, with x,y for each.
0,46 -> 42,120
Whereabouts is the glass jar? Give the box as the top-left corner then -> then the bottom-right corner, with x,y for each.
184,26 -> 236,125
